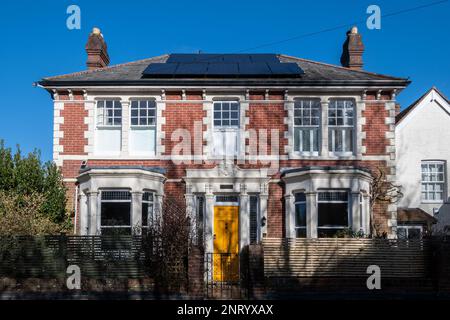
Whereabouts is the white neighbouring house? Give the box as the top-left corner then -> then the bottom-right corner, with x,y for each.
396,87 -> 450,237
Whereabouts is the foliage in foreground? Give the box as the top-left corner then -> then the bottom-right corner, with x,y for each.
0,140 -> 70,234
0,191 -> 65,235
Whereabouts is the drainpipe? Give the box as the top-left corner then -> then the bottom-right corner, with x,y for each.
73,185 -> 79,234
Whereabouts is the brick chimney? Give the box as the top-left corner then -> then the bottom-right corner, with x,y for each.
85,27 -> 110,70
340,26 -> 364,70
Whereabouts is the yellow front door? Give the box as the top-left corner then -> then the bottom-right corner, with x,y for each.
213,206 -> 239,282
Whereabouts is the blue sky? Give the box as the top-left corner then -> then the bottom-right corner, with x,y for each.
0,0 -> 448,161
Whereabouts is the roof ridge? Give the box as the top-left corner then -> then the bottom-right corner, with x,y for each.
396,87 -> 449,124
43,54 -> 169,80
278,54 -> 408,81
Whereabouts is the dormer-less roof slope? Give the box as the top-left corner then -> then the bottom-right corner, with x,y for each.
396,87 -> 450,124
38,53 -> 410,88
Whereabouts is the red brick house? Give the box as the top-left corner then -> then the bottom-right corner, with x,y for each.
38,27 -> 409,262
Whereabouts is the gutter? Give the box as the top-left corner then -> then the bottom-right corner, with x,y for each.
37,79 -> 411,88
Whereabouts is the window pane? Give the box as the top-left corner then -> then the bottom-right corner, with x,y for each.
318,199 -> 348,228
302,129 -> 311,152
295,193 -> 306,202
101,202 -> 131,226
142,202 -> 153,227
345,129 -> 353,152
335,130 -> 343,152
294,127 -> 300,151
397,227 -> 407,239
295,203 -> 307,227
408,228 -> 422,239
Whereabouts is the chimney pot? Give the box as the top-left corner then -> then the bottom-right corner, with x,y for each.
340,26 -> 364,70
85,27 -> 110,70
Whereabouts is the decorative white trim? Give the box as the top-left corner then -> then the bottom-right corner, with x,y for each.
53,101 -> 64,166
184,162 -> 270,252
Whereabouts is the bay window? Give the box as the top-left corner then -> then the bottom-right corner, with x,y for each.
293,99 -> 320,154
328,100 -> 355,155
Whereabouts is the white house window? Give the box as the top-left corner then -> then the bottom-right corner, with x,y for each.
294,99 -> 320,154
212,101 -> 240,158
100,190 -> 132,235
397,225 -> 423,240
421,161 -> 446,202
95,100 -> 122,155
142,191 -> 154,233
317,191 -> 349,237
294,193 -> 307,237
129,100 -> 157,155
213,101 -> 240,127
328,100 -> 355,154
97,100 -> 122,126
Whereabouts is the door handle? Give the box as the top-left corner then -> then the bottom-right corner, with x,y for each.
213,234 -> 216,240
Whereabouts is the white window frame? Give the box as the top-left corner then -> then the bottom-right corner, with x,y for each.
130,99 -> 157,127
215,195 -> 240,206
317,190 -> 350,235
99,189 -> 132,235
213,101 -> 240,129
129,99 -> 157,156
293,99 -> 321,156
141,191 -> 155,233
421,161 -> 446,203
328,100 -> 355,156
96,99 -> 123,127
95,99 -> 123,155
212,100 -> 241,158
397,225 -> 423,239
294,192 -> 307,237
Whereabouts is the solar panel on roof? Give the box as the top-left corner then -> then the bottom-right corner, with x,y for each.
249,54 -> 279,63
142,63 -> 178,75
167,54 -> 223,63
222,54 -> 252,63
267,62 -> 304,75
175,63 -> 208,75
207,63 -> 239,75
238,62 -> 271,75
142,53 -> 304,78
